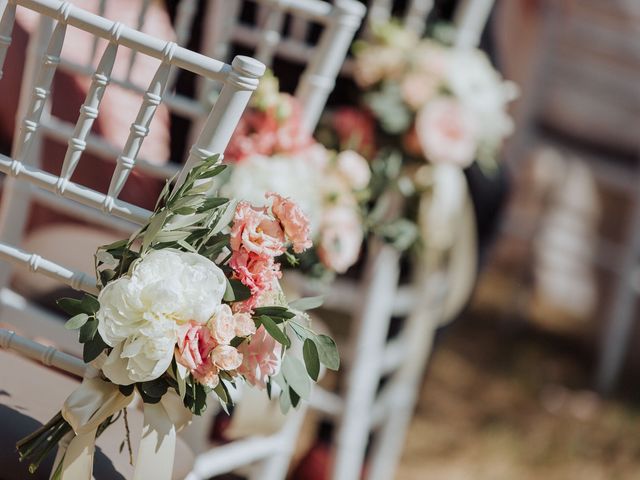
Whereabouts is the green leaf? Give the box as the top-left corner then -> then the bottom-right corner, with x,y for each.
314,334 -> 340,371
198,164 -> 227,179
211,200 -> 238,235
223,279 -> 251,302
119,384 -> 135,396
164,212 -> 208,231
260,315 -> 291,348
289,296 -> 324,312
281,355 -> 311,400
141,378 -> 169,398
99,269 -> 117,286
289,387 -> 301,408
279,386 -> 291,414
153,230 -> 191,244
303,339 -> 320,381
82,335 -> 108,363
142,209 -> 169,252
79,318 -> 99,343
64,313 -> 89,330
57,297 -> 85,316
253,306 -> 295,321
80,295 -> 100,314
198,197 -> 228,212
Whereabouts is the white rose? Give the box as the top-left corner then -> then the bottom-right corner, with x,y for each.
335,150 -> 371,191
97,249 -> 227,384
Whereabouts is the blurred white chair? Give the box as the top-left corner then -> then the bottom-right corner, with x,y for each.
287,2 -> 495,479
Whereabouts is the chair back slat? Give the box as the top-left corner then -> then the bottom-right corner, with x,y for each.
13,16 -> 66,163
403,0 -> 433,36
107,47 -> 175,200
124,0 -> 152,82
453,0 -> 495,49
59,41 -> 118,187
203,0 -> 364,133
0,0 -> 264,294
0,2 -> 15,79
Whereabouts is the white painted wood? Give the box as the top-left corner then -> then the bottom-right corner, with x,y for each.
0,328 -> 86,377
453,0 -> 495,49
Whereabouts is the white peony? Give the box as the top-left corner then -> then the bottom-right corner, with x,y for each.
97,249 -> 227,385
221,153 -> 324,234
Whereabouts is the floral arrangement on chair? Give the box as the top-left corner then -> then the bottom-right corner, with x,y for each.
17,157 -> 337,479
350,20 -> 518,170
221,72 -> 371,276
318,20 -> 518,252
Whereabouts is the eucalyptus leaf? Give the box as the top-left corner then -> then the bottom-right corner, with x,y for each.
64,313 -> 89,330
79,318 -> 99,343
289,296 -> 324,312
303,339 -> 320,381
314,334 -> 340,371
260,316 -> 291,347
281,355 -> 310,400
57,297 -> 85,316
82,335 -> 107,363
211,200 -> 238,235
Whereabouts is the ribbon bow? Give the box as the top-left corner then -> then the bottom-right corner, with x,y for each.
54,373 -> 191,480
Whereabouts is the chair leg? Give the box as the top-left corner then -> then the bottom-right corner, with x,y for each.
367,274 -> 446,480
331,242 -> 400,480
249,407 -> 307,480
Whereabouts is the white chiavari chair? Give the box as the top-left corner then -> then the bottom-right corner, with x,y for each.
2,1 -> 365,479
289,1 -> 496,479
0,0 -> 267,478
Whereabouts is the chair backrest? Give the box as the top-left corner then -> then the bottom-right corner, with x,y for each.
0,0 -> 264,310
198,0 -> 366,134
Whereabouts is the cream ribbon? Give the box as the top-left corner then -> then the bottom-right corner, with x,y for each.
55,374 -> 191,480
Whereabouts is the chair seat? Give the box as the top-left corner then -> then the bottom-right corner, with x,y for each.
0,349 -> 194,480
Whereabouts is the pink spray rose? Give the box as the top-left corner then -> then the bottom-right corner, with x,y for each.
400,71 -> 440,111
230,202 -> 286,257
211,344 -> 244,371
233,312 -> 256,337
209,304 -> 236,345
176,321 -> 219,388
237,326 -> 282,389
267,192 -> 312,254
415,97 -> 478,167
317,206 -> 364,273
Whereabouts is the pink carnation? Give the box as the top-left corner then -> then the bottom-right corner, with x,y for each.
230,249 -> 281,297
237,326 -> 282,389
267,192 -> 312,254
230,202 -> 286,258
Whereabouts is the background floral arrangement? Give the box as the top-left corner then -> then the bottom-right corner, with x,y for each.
351,20 -> 519,170
17,156 -> 338,477
221,72 -> 371,276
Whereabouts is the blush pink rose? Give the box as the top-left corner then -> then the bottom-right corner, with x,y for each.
267,192 -> 312,254
401,72 -> 440,111
209,304 -> 236,345
195,368 -> 220,389
231,202 -> 286,257
318,206 -> 363,273
234,312 -> 256,337
335,150 -> 371,191
176,321 -> 216,372
415,97 -> 478,167
237,326 -> 282,389
211,345 -> 244,371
